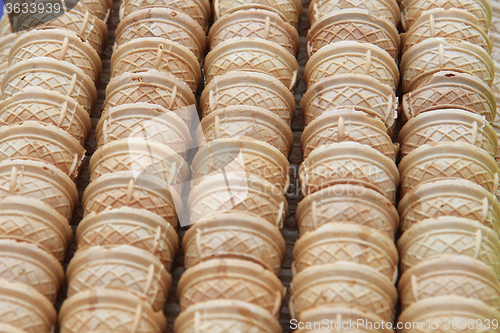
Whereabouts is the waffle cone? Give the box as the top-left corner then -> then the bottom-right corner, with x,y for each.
398,109 -> 498,158
173,300 -> 281,333
82,171 -> 182,226
292,223 -> 398,282
1,58 -> 97,114
307,9 -> 399,60
0,122 -> 85,181
59,289 -> 166,333
96,103 -> 192,150
188,173 -> 287,229
0,159 -> 78,219
204,38 -> 300,91
111,37 -> 201,92
299,142 -> 399,203
491,0 -> 500,35
198,106 -> 294,157
301,108 -> 397,160
296,184 -> 399,238
104,70 -> 196,114
397,217 -> 500,275
79,0 -> 112,20
201,71 -> 295,124
177,258 -> 285,317
0,279 -> 56,333
0,16 -> 12,37
66,245 -> 171,311
119,0 -> 210,31
191,138 -> 290,194
0,87 -> 91,145
301,74 -> 397,128
401,9 -> 490,55
289,262 -> 397,321
89,138 -> 189,196
399,256 -> 500,311
399,179 -> 500,233
9,28 -> 102,82
183,212 -> 286,275
209,9 -> 299,56
401,71 -> 496,123
304,41 -> 399,90
398,142 -> 500,196
400,38 -> 494,92
0,196 -> 72,261
76,207 -> 178,269
0,33 -> 14,64
116,8 -> 206,62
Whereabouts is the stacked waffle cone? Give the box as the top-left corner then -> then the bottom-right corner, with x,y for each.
171,1 -> 304,331
290,0 -> 401,330
397,1 -> 500,329
0,0 -> 116,331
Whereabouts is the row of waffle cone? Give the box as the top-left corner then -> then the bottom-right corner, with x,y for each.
286,0 -> 401,329
0,0 -> 114,332
394,1 -> 500,329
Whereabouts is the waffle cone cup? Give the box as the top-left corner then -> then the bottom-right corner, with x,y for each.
188,173 -> 287,229
104,70 -> 196,115
398,297 -> 500,333
0,33 -> 14,64
401,71 -> 496,123
295,304 -> 392,333
0,279 -> 56,333
96,103 -> 192,151
0,16 -> 12,37
399,142 -> 500,196
115,7 -> 206,62
76,207 -> 178,269
401,9 -> 491,55
296,184 -> 399,238
0,87 -> 91,145
0,196 -> 72,262
177,258 -> 285,317
111,37 -> 201,92
399,179 -> 500,233
301,74 -> 397,128
301,108 -> 398,160
0,159 -> 78,219
307,9 -> 399,60
82,171 -> 182,227
9,28 -> 102,82
209,9 -> 299,56
401,0 -> 492,31
67,245 -> 171,311
59,289 -> 167,333
119,0 -> 211,32
293,223 -> 398,282
400,38 -> 494,93
89,138 -> 189,195
0,239 -> 64,303
13,2 -> 108,54
1,58 -> 97,114
299,142 -> 399,203
0,323 -> 27,333
399,255 -> 500,311
173,300 -> 282,333
308,0 -> 399,26
304,41 -> 399,90
213,0 -> 302,29
204,38 -> 300,91
0,122 -> 85,180
184,212 -> 285,275
78,0 -> 112,20
198,105 -> 294,157
289,262 -> 397,321
397,217 -> 500,275
200,71 -> 295,125
398,109 -> 498,158
191,138 -> 290,194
